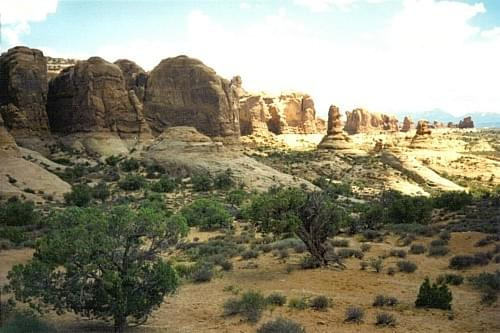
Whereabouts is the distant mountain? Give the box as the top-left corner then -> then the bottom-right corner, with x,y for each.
394,109 -> 500,128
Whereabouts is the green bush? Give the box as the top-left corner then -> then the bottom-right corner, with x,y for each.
214,169 -> 235,190
309,295 -> 330,311
241,249 -> 259,260
433,191 -> 472,211
449,253 -> 490,269
105,154 -> 121,166
410,244 -> 426,254
151,176 -> 177,193
223,290 -> 267,323
226,189 -> 248,207
397,260 -> 417,273
0,199 -> 38,226
104,167 -> 120,182
436,273 -> 464,286
266,292 -> 287,306
118,174 -> 146,191
372,295 -> 398,307
145,163 -> 165,179
64,184 -> 92,207
120,158 -> 140,172
382,190 -> 433,225
191,262 -> 214,283
345,306 -> 364,323
0,227 -> 27,244
0,311 -> 55,333
330,238 -> 349,247
92,182 -> 110,202
288,297 -> 308,310
369,258 -> 384,273
428,245 -> 449,257
191,173 -> 212,192
415,278 -> 452,310
430,239 -> 447,246
257,318 -> 305,333
181,199 -> 232,231
468,271 -> 500,305
300,255 -> 321,270
389,249 -> 407,258
337,248 -> 364,259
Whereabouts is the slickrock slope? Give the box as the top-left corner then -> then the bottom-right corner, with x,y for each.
47,57 -> 152,141
0,46 -> 50,142
144,56 -> 240,141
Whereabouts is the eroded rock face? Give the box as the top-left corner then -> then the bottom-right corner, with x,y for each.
0,46 -> 50,138
415,120 -> 431,136
318,105 -> 352,150
144,55 -> 240,140
458,116 -> 474,129
401,116 -> 413,132
114,59 -> 148,101
239,95 -> 271,136
47,57 -> 151,140
344,108 -> 399,134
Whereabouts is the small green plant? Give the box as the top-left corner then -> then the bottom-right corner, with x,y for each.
92,182 -> 110,202
369,258 -> 384,273
191,262 -> 214,283
449,253 -> 490,269
337,248 -> 364,259
241,249 -> 259,260
372,295 -> 398,307
214,169 -> 235,190
181,199 -> 232,231
468,271 -> 500,305
375,312 -> 396,326
415,278 -> 452,310
64,184 -> 92,207
309,295 -> 330,311
266,292 -> 287,306
433,191 -> 472,211
436,273 -> 464,286
191,173 -> 213,192
118,174 -> 146,191
389,249 -> 407,258
409,244 -> 426,254
0,199 -> 38,226
257,318 -> 305,333
330,238 -> 349,247
120,158 -> 140,172
397,260 -> 417,273
223,290 -> 267,323
428,245 -> 449,257
300,255 -> 321,270
105,154 -> 121,166
288,297 -> 308,310
360,244 -> 371,252
151,176 -> 177,193
345,306 -> 364,323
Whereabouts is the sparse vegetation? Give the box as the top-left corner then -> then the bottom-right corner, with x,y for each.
223,290 -> 267,323
397,260 -> 417,273
373,295 -> 398,307
345,306 -> 364,323
436,273 -> 464,286
375,312 -> 396,326
266,292 -> 287,306
257,318 -> 305,333
415,278 -> 453,310
309,295 -> 330,311
410,244 -> 426,254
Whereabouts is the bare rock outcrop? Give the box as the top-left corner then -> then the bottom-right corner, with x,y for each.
318,105 -> 352,150
344,108 -> 399,134
114,59 -> 148,101
47,57 -> 152,140
143,55 -> 240,141
401,116 -> 413,132
415,120 -> 432,136
239,95 -> 271,136
0,46 -> 50,139
458,116 -> 474,129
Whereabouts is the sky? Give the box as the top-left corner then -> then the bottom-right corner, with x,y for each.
0,0 -> 499,117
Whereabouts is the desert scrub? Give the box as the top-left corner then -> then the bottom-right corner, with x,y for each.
373,295 -> 398,307
181,199 -> 232,231
330,238 -> 349,247
369,258 -> 384,273
428,245 -> 449,257
120,157 -> 140,172
118,174 -> 146,191
468,271 -> 500,305
191,262 -> 214,283
223,290 -> 267,323
409,244 -> 426,254
389,249 -> 407,258
151,176 -> 177,193
309,295 -> 330,311
345,306 -> 364,323
191,173 -> 213,192
360,243 -> 371,252
213,168 -> 235,190
0,198 -> 38,226
241,249 -> 259,260
64,184 -> 93,207
375,312 -> 396,326
430,239 -> 448,247
397,260 -> 417,273
436,273 -> 464,286
257,318 -> 305,333
415,278 -> 452,310
266,292 -> 287,306
449,253 -> 491,269
337,248 -> 364,259
300,255 -> 322,270
288,297 -> 308,310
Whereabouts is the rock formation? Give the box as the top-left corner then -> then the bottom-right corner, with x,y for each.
0,46 -> 50,139
344,108 -> 399,134
318,105 -> 352,150
239,95 -> 271,136
373,139 -> 384,153
458,116 -> 474,129
415,120 -> 431,136
143,55 -> 240,140
47,57 -> 152,140
401,116 -> 413,132
114,59 -> 148,101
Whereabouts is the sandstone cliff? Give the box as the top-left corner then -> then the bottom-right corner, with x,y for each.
458,116 -> 474,129
344,108 -> 399,134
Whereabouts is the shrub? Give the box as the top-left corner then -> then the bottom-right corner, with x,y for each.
145,163 -> 165,178
214,169 -> 235,190
0,311 -> 55,333
468,271 -> 500,305
475,234 -> 500,247
330,238 -> 349,247
104,167 -> 120,181
449,253 -> 490,269
433,191 -> 472,211
257,318 -> 305,333
118,174 -> 146,191
369,258 -> 384,273
387,267 -> 396,276
436,273 -> 464,286
383,191 -> 433,225
373,295 -> 398,307
151,176 -> 177,193
309,295 -> 330,311
191,173 -> 212,192
375,312 -> 396,326
266,292 -> 287,306
105,154 -> 121,166
438,231 -> 451,242
64,184 -> 93,207
223,290 -> 267,323
389,249 -> 407,258
428,245 -> 449,257
227,189 -> 248,207
360,244 -> 371,252
300,255 -> 321,270
430,239 -> 447,247
219,259 -> 233,271
0,199 -> 38,226
191,262 -> 214,283
294,243 -> 307,253
337,248 -> 364,259
415,278 -> 452,310
360,261 -> 368,270
345,306 -> 364,323
277,248 -> 289,259
288,297 -> 308,310
410,244 -> 426,254
92,182 -> 110,202
397,260 -> 417,273
0,227 -> 27,244
120,158 -> 140,172
241,249 -> 259,260
181,199 -> 232,231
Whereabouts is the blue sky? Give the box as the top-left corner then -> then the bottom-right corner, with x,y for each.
1,0 -> 500,117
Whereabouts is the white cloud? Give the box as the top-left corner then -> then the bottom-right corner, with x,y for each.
294,0 -> 391,12
0,0 -> 58,48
